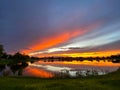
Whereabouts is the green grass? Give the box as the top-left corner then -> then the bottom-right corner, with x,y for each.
0,69 -> 120,90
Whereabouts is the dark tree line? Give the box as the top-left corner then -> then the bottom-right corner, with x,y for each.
0,44 -> 40,76
0,44 -> 39,63
0,45 -> 4,58
41,55 -> 120,63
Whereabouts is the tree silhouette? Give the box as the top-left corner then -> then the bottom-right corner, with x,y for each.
12,52 -> 30,63
0,44 -> 4,58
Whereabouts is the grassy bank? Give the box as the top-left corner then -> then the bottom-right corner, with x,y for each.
0,68 -> 120,90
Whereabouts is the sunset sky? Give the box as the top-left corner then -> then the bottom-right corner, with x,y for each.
0,0 -> 120,57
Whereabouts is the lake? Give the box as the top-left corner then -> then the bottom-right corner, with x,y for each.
22,60 -> 120,78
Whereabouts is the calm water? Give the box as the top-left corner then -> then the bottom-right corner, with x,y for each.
22,60 -> 120,78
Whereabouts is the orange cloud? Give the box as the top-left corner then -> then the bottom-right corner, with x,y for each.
22,20 -> 103,55
23,30 -> 86,54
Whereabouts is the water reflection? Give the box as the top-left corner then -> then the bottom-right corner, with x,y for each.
0,60 -> 120,78
30,64 -> 71,72
0,62 -> 28,76
23,60 -> 120,78
23,67 -> 54,78
63,60 -> 120,66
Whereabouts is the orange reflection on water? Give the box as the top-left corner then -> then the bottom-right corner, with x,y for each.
36,60 -> 120,67
24,67 -> 54,78
63,60 -> 120,66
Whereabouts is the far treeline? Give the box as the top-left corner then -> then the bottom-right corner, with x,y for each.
40,54 -> 120,61
40,55 -> 120,63
0,44 -> 39,65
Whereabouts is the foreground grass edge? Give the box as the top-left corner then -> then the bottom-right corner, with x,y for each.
0,68 -> 120,90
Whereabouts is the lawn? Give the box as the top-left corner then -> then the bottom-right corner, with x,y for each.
0,68 -> 120,90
